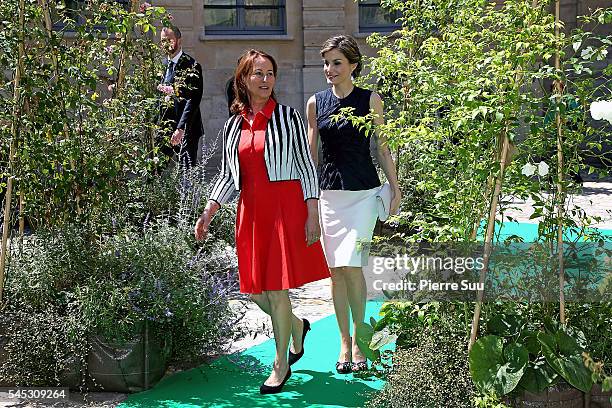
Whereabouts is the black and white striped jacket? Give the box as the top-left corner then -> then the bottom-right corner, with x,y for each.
209,103 -> 319,205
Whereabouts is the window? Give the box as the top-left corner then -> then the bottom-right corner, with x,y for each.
203,0 -> 286,35
53,0 -> 129,29
359,0 -> 401,33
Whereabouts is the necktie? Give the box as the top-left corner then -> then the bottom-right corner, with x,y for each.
164,61 -> 175,84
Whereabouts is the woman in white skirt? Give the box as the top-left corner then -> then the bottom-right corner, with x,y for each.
306,35 -> 401,373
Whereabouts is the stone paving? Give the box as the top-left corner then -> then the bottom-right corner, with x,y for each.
227,277 -> 334,354
501,182 -> 612,229
5,181 -> 611,408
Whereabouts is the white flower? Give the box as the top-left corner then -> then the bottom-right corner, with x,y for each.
590,100 -> 612,124
152,157 -> 159,164
522,163 -> 536,177
537,161 -> 549,177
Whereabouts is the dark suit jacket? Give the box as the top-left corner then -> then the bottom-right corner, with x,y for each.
159,51 -> 204,165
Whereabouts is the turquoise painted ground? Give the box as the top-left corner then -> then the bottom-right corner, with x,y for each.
490,220 -> 612,241
119,301 -> 388,408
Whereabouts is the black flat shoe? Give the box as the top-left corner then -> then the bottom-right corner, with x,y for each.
288,318 -> 310,366
260,367 -> 291,395
335,361 -> 352,374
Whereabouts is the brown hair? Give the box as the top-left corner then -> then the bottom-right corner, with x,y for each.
320,35 -> 363,78
161,24 -> 182,38
230,49 -> 278,114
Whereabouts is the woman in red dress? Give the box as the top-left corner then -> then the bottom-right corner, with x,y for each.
195,50 -> 330,394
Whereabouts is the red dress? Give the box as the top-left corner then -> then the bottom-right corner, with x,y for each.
236,99 -> 330,294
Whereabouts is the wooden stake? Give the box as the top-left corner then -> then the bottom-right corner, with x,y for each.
470,173 -> 494,241
468,132 -> 511,351
554,0 -> 566,325
0,0 -> 26,303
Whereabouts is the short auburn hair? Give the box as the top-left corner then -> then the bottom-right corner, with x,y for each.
230,49 -> 278,114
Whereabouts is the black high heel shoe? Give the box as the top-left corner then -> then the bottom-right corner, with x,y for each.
288,318 -> 310,366
260,367 -> 292,395
336,337 -> 352,374
335,361 -> 353,374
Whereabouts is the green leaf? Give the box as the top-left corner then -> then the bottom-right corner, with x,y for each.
556,330 -> 582,356
519,357 -> 558,393
487,313 -> 522,337
563,327 -> 587,350
538,332 -> 593,393
355,322 -> 380,362
602,376 -> 612,392
369,328 -> 398,351
522,330 -> 541,356
543,317 -> 558,334
469,336 -> 528,396
470,336 -> 504,394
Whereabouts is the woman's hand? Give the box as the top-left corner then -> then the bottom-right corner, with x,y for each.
390,186 -> 402,216
195,201 -> 220,241
305,199 -> 321,246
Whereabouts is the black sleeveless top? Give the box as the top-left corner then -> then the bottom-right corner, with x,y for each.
315,86 -> 381,191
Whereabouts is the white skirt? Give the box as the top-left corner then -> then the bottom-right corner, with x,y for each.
319,187 -> 379,267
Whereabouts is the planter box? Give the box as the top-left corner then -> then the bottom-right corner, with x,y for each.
589,384 -> 612,408
511,386 -> 584,408
88,323 -> 171,393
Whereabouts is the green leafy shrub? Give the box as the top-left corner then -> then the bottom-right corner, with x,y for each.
472,301 -> 611,398
0,0 -> 173,228
366,318 -> 476,408
351,0 -> 612,242
0,304 -> 87,387
0,217 -> 238,387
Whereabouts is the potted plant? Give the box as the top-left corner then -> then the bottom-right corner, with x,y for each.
81,222 -> 237,392
468,306 -> 600,407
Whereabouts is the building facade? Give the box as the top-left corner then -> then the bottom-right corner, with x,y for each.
155,0 -> 400,159
155,0 -> 610,167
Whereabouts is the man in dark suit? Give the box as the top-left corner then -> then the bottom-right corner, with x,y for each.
158,25 -> 204,166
